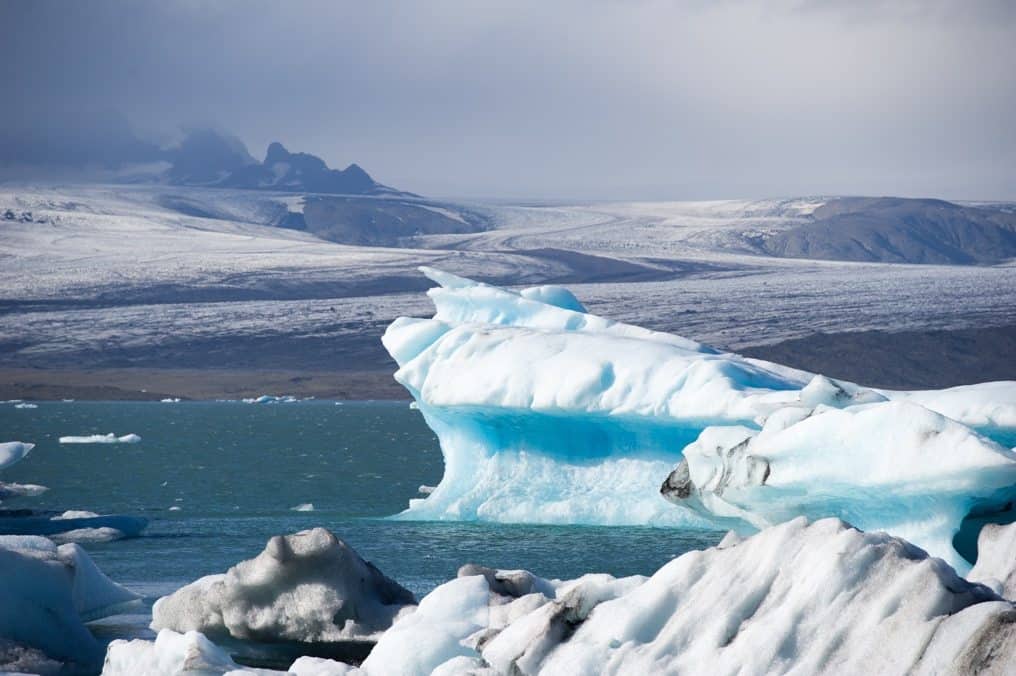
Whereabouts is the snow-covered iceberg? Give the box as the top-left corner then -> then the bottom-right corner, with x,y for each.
0,535 -> 140,674
152,528 -> 416,644
382,268 -> 1016,566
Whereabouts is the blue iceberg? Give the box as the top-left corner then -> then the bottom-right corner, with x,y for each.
382,269 -> 1016,569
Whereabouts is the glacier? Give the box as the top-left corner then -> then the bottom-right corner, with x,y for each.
382,268 -> 1016,568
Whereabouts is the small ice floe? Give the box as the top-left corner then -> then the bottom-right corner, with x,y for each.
242,394 -> 297,404
0,481 -> 48,501
160,397 -> 181,403
14,402 -> 38,409
51,527 -> 127,544
290,502 -> 315,512
168,506 -> 181,511
59,433 -> 141,444
418,485 -> 436,495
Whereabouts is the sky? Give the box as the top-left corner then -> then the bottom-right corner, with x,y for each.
1,0 -> 1014,200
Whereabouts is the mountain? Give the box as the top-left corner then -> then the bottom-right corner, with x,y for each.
0,113 -> 407,197
165,129 -> 257,185
215,141 -> 400,195
758,197 -> 1016,264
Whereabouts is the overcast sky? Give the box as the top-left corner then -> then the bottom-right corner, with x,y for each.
2,0 -> 1014,200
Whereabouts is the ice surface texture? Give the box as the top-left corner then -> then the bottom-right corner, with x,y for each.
383,268 -> 1016,566
152,528 -> 416,643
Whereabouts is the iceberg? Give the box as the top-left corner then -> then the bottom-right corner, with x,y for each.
0,535 -> 140,674
382,269 -> 1016,565
59,433 -> 142,444
152,528 -> 416,644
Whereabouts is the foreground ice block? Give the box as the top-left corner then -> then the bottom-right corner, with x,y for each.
0,535 -> 140,674
305,518 -> 1016,676
152,528 -> 416,644
383,268 -> 1016,564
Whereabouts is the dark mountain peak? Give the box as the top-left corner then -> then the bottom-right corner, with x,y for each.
167,128 -> 256,185
265,141 -> 290,164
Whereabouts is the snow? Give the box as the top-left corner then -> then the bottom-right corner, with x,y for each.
152,528 -> 416,643
968,523 -> 1016,598
0,535 -> 139,673
0,441 -> 34,471
384,269 -> 1016,567
3,185 -> 1015,383
59,433 -> 142,444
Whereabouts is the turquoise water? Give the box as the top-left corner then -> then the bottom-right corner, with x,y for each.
0,400 -> 722,643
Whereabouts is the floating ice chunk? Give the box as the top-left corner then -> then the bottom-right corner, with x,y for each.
417,485 -> 436,495
160,397 -> 181,403
668,401 -> 1016,569
50,527 -> 126,544
0,536 -> 139,673
59,433 -> 141,444
13,402 -> 37,409
0,481 -> 48,502
53,510 -> 100,519
102,628 -> 356,676
152,528 -> 416,643
967,522 -> 1016,598
243,395 -> 297,404
0,442 -> 34,471
290,502 -> 315,512
0,512 -> 147,539
102,629 -> 254,676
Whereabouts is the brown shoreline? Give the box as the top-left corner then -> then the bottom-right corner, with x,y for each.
0,368 -> 409,401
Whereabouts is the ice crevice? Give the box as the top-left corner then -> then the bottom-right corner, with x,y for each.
382,268 -> 1016,569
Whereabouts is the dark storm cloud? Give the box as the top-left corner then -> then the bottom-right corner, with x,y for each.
1,0 -> 1014,199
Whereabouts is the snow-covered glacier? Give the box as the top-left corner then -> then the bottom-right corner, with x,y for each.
382,268 -> 1016,568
